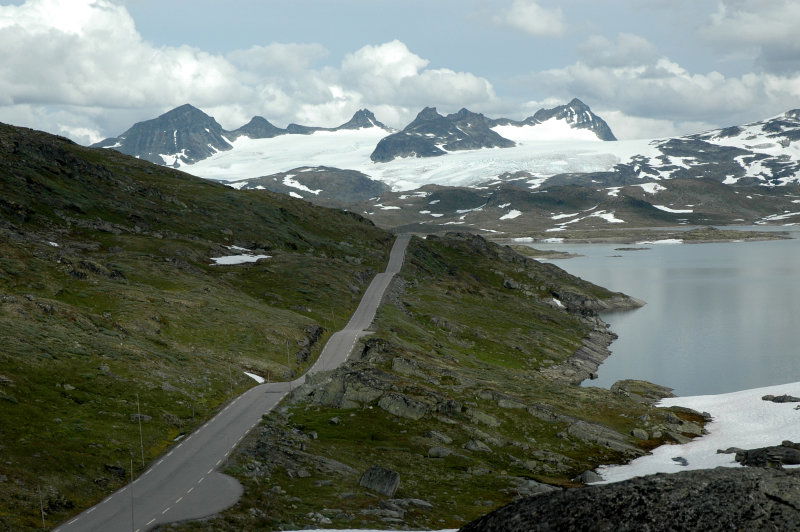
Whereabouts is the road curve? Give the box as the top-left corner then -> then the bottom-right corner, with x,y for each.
56,234 -> 411,532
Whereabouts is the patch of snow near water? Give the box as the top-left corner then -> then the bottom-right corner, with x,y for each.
597,381 -> 800,484
542,237 -> 564,243
635,239 -> 683,244
243,372 -> 264,383
211,254 -> 271,265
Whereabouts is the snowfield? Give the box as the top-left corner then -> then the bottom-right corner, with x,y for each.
596,381 -> 800,484
185,126 -> 659,191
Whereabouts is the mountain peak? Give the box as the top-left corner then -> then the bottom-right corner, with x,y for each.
567,98 -> 589,110
414,107 -> 443,122
336,109 -> 389,130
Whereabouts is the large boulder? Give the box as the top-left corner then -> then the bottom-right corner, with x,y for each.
359,466 -> 400,497
378,393 -> 428,420
459,468 -> 800,531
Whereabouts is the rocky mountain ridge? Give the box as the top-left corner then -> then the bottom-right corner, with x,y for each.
93,106 -> 391,166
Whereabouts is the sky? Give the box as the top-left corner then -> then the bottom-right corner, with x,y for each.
0,0 -> 799,144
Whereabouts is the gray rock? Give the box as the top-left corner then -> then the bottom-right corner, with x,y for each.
762,394 -> 800,403
391,498 -> 434,509
497,399 -> 526,410
130,413 -> 151,422
428,446 -> 453,458
631,428 -> 649,440
460,468 -> 800,532
573,470 -> 603,484
466,408 -> 501,427
503,278 -> 521,290
567,421 -> 643,456
359,466 -> 401,497
671,456 -> 689,466
506,477 -> 559,497
464,439 -> 492,452
736,441 -> 800,467
426,430 -> 453,444
717,447 -> 744,454
328,416 -> 341,425
378,393 -> 428,420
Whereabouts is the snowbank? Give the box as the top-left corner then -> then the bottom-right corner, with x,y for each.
597,381 -> 800,484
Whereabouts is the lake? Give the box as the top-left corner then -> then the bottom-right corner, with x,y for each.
528,229 -> 800,396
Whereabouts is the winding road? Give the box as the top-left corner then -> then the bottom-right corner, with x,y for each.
56,234 -> 411,532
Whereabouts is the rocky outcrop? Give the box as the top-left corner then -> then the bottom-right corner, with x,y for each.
460,468 -> 800,532
736,441 -> 800,467
538,328 -> 619,385
762,394 -> 800,403
359,466 -> 401,496
370,107 -> 515,162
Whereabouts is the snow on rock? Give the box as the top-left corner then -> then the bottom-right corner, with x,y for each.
551,212 -> 580,220
243,372 -> 265,384
211,254 -> 271,265
513,237 -> 534,242
289,191 -> 303,199
653,205 -> 694,213
596,381 -> 800,484
500,209 -> 522,220
552,298 -> 565,308
542,238 -> 564,243
283,174 -> 322,195
635,239 -> 683,244
636,182 -> 666,194
590,210 -> 625,223
47,241 -> 60,247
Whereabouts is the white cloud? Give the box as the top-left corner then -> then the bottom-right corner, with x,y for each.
578,34 -> 659,68
227,43 -> 329,74
0,1 -> 498,140
702,0 -> 800,73
520,31 -> 800,134
598,110 -> 716,140
494,0 -> 565,37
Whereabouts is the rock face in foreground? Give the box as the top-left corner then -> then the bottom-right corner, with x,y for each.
459,468 -> 800,532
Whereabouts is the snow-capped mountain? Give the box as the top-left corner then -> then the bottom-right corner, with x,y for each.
93,104 -> 233,166
370,107 -> 516,162
490,98 -> 617,142
575,109 -> 800,188
93,107 -> 390,167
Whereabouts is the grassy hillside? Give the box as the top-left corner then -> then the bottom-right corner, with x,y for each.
170,234 -> 703,531
0,123 -> 392,530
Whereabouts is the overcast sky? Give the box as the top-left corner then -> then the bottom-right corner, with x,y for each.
1,0 -> 799,144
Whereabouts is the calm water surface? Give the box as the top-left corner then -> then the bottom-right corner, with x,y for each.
532,229 -> 800,396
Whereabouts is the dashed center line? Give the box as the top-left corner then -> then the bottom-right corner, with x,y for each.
147,518 -> 156,525
162,507 -> 171,515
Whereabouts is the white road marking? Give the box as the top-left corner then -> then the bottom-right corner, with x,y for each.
199,476 -> 205,483
216,459 -> 222,466
187,487 -> 194,493
86,508 -> 95,514
147,518 -> 156,525
157,459 -> 163,465
175,497 -> 183,503
162,507 -> 171,514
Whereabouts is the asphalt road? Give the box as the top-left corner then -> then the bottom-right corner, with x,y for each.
56,234 -> 411,532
